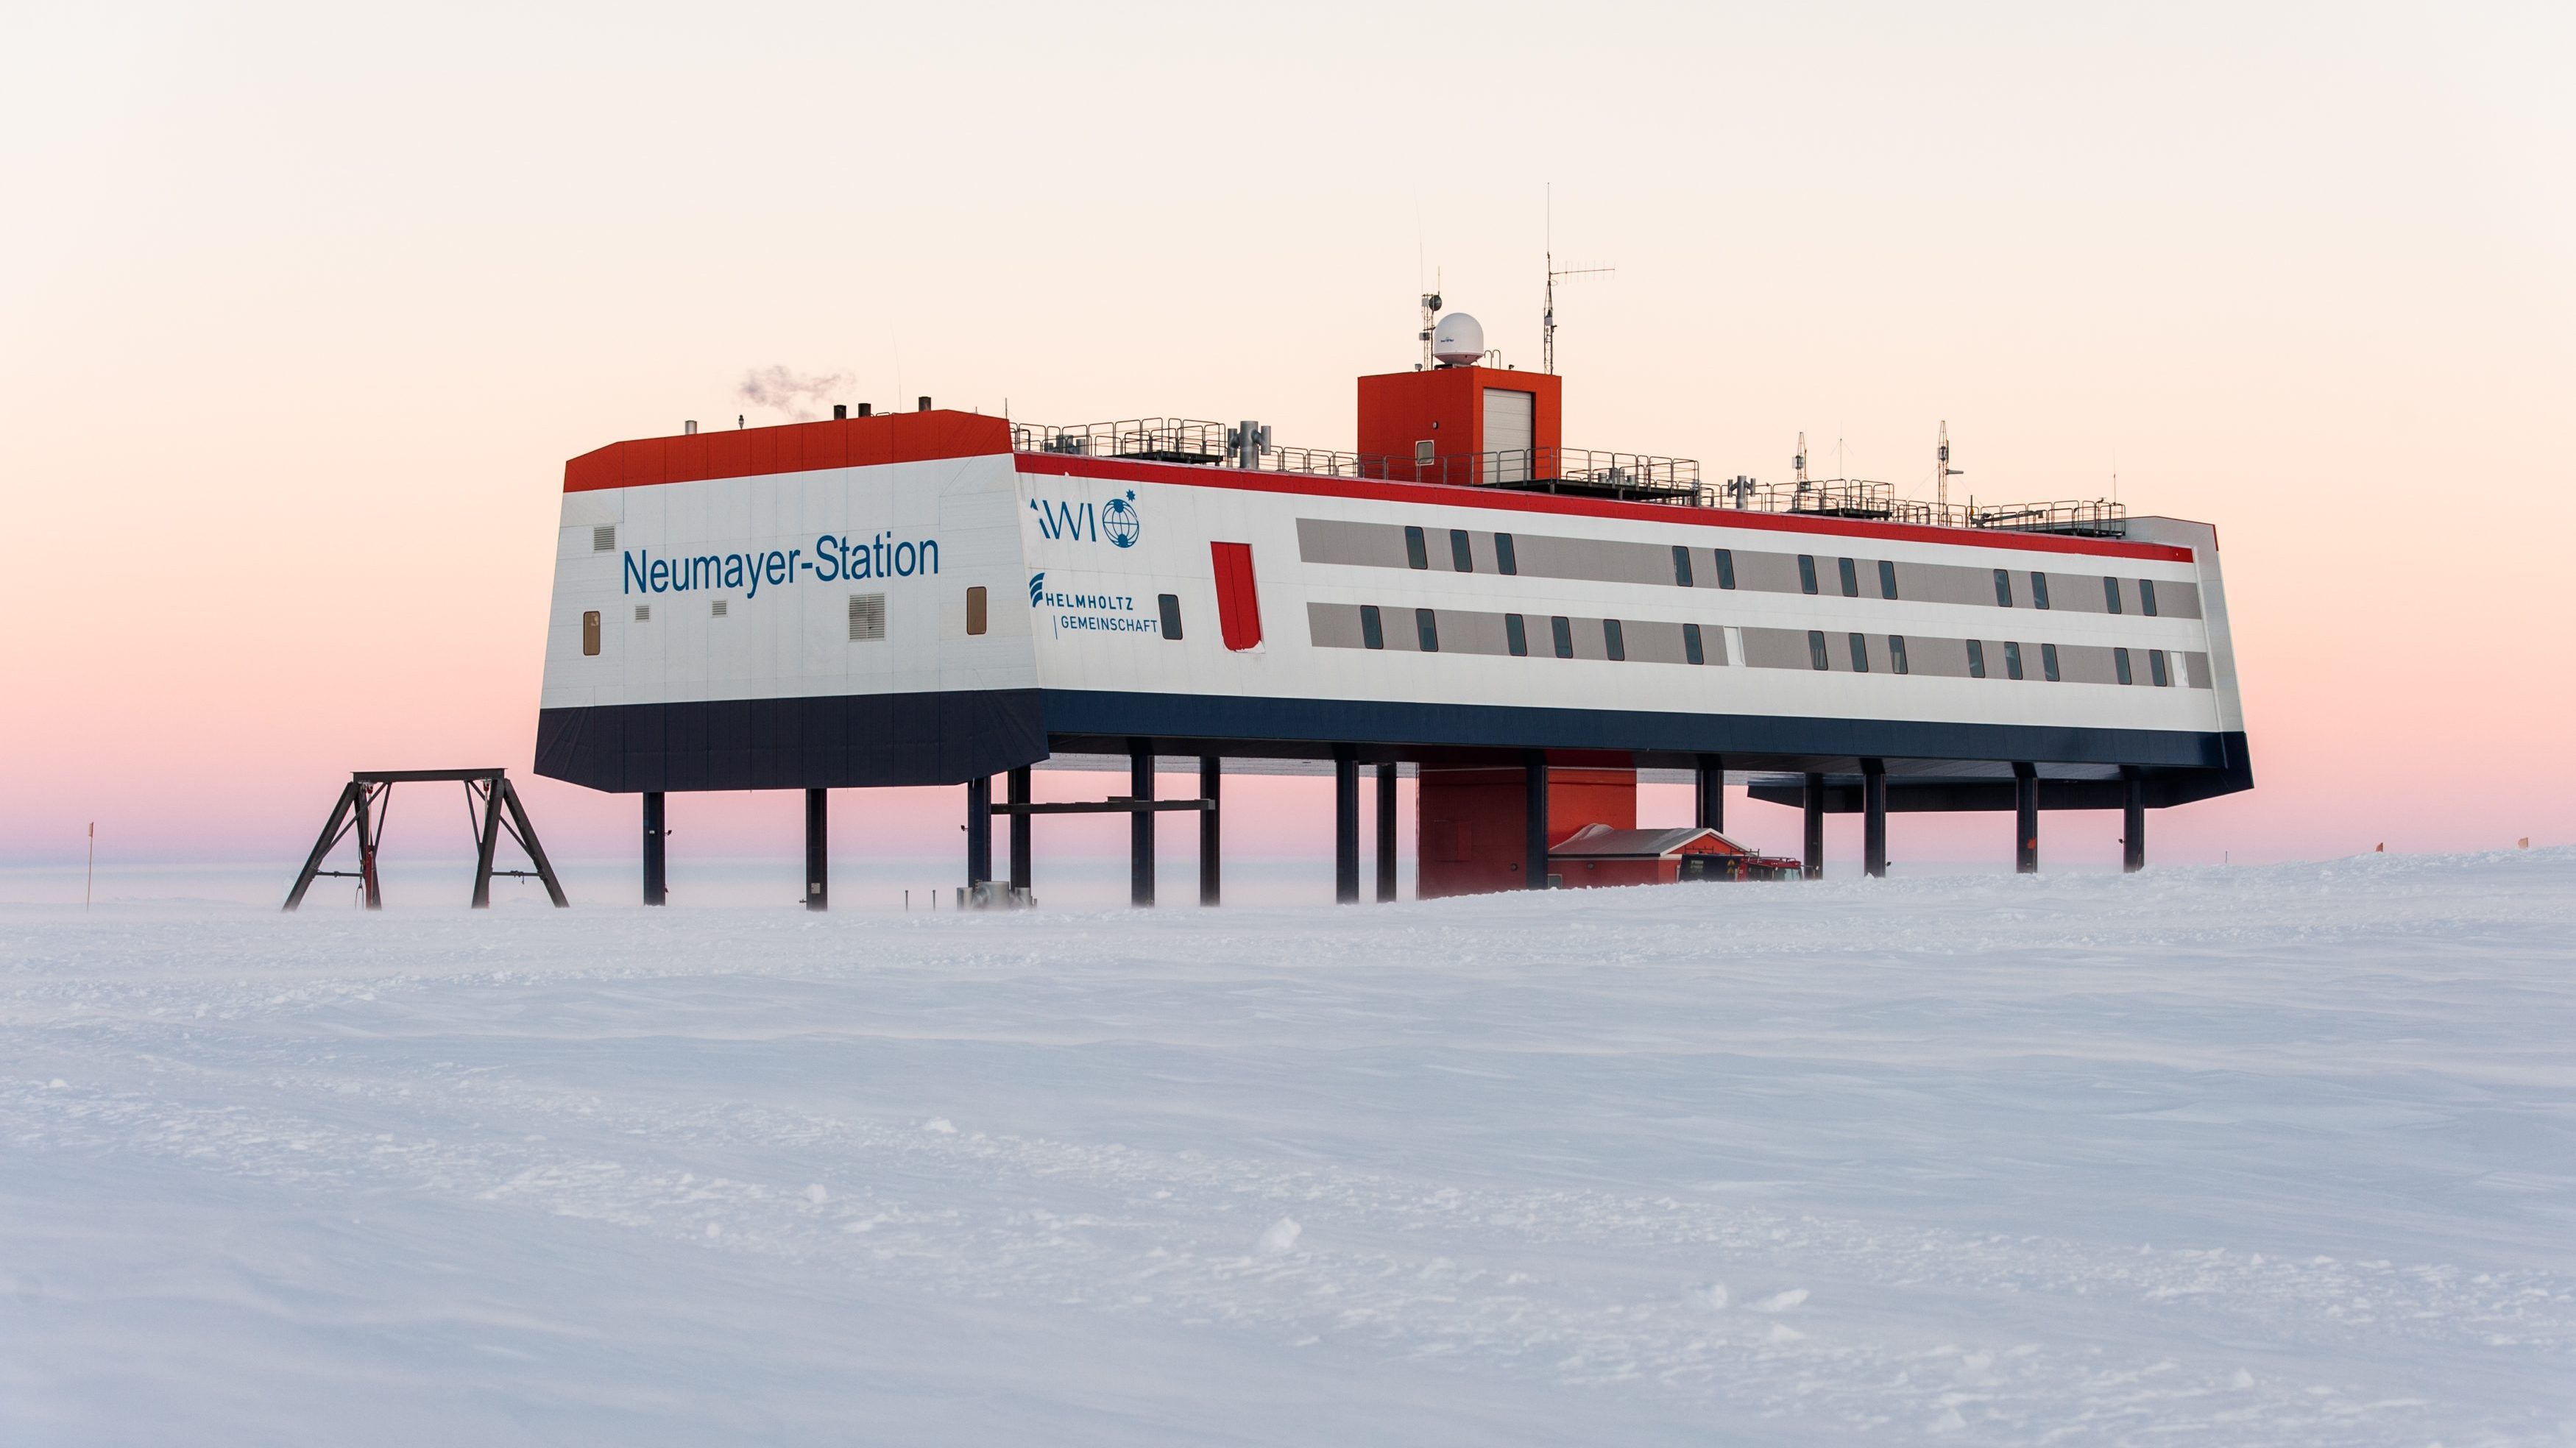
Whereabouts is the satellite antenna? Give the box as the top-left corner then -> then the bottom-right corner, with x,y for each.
1794,433 -> 1810,492
1543,182 -> 1613,375
1935,421 -> 1965,512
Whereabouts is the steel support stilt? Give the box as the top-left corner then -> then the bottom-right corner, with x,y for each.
2013,763 -> 2039,874
1861,759 -> 1889,879
1333,745 -> 1360,903
1199,756 -> 1221,906
804,787 -> 829,909
1007,767 -> 1032,894
1374,762 -> 1398,902
1694,753 -> 1724,833
1129,739 -> 1156,907
1802,772 -> 1826,880
966,776 -> 993,888
2122,767 -> 2145,874
643,792 -> 667,906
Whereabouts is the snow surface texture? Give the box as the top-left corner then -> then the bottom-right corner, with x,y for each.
4,852 -> 2572,1445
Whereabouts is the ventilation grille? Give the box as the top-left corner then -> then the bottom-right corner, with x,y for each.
634,604 -> 651,622
710,598 -> 728,618
847,592 -> 886,642
592,525 -> 616,552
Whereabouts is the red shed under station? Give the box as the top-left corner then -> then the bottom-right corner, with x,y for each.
537,313 -> 2248,906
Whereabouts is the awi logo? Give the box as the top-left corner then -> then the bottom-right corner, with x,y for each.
1029,490 -> 1142,548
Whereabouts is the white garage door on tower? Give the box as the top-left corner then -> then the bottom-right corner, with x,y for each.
1484,388 -> 1534,483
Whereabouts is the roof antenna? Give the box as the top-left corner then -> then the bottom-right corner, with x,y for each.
1418,266 -> 1443,370
1543,182 -> 1613,376
1936,421 -> 1964,512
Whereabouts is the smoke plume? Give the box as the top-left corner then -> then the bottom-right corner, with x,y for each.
737,366 -> 854,422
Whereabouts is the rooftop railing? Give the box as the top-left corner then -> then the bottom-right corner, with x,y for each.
1014,419 -> 2124,536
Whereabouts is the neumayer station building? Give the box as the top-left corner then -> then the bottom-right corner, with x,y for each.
537,317 -> 2248,906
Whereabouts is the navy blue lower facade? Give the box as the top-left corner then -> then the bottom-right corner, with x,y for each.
537,686 -> 2251,807
534,689 -> 1046,792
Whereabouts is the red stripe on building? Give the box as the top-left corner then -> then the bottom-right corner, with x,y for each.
563,411 -> 1012,493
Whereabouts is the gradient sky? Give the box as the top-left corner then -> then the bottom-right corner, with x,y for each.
4,1 -> 2571,877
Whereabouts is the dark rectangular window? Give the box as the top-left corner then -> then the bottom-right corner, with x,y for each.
2103,576 -> 2123,614
2115,646 -> 2134,684
2005,640 -> 2025,680
2030,572 -> 2052,610
1799,555 -> 1819,595
1967,639 -> 1988,678
1847,631 -> 1869,672
1495,532 -> 1518,575
1683,622 -> 1705,665
1603,618 -> 1626,661
1550,614 -> 1574,659
966,586 -> 988,636
1359,604 -> 1384,650
1416,607 -> 1440,652
1838,557 -> 1859,597
1878,559 -> 1898,599
2140,579 -> 2159,617
2150,648 -> 2170,687
1994,569 -> 2014,607
1449,528 -> 1473,572
1713,548 -> 1736,589
1808,630 -> 1830,670
1671,545 -> 1694,586
2041,642 -> 2060,681
1505,612 -> 1528,656
1403,526 -> 1428,570
1889,634 -> 1910,674
1158,592 -> 1183,639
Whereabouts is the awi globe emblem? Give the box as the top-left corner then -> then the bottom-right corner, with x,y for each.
1101,491 -> 1142,548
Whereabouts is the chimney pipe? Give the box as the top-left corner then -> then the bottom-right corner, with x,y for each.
684,419 -> 698,435
856,402 -> 871,417
832,404 -> 847,420
917,396 -> 932,413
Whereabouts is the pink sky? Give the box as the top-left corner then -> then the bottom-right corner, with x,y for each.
4,4 -> 2571,877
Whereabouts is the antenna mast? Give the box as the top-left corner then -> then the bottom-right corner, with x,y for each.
1543,183 -> 1612,375
1935,420 -> 1964,513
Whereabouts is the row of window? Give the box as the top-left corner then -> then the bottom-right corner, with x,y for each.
1395,521 -> 2165,614
1347,598 -> 2182,689
1797,630 -> 2173,686
1362,603 -> 1717,664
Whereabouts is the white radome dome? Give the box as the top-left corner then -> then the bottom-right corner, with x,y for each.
1432,312 -> 1485,367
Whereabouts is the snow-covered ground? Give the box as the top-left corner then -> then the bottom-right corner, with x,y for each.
4,852 -> 2572,1445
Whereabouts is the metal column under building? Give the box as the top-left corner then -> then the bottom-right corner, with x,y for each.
1862,758 -> 1889,879
1374,763 -> 1397,902
1802,772 -> 1826,879
1524,752 -> 1549,890
966,776 -> 993,887
2123,767 -> 2146,873
1695,753 -> 1724,832
1199,756 -> 1221,906
803,787 -> 828,910
2014,763 -> 2040,874
643,792 -> 667,906
1129,739 -> 1156,907
1007,767 -> 1032,893
1334,746 -> 1361,903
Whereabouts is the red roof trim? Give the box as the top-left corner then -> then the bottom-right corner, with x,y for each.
1014,453 -> 2195,562
563,411 -> 1011,493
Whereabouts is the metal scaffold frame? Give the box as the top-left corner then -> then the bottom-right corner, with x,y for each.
284,769 -> 569,911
